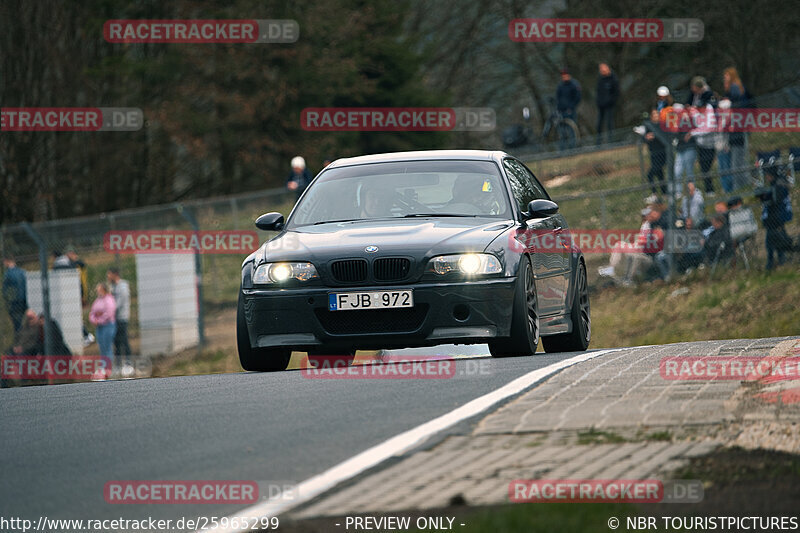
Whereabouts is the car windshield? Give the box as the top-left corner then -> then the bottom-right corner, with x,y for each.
288,160 -> 511,227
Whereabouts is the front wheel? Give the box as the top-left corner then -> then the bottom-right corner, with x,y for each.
557,119 -> 579,149
489,257 -> 539,357
237,292 -> 292,372
542,261 -> 591,353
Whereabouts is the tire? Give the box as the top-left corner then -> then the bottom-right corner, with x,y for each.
237,292 -> 292,372
489,256 -> 539,357
558,119 -> 579,149
542,260 -> 591,353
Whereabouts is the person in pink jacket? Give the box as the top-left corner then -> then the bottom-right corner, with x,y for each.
89,282 -> 116,358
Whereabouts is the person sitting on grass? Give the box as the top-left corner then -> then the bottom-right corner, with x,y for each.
703,214 -> 733,265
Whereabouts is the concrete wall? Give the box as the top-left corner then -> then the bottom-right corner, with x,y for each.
136,254 -> 199,356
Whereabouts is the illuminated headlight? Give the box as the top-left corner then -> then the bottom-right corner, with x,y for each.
253,262 -> 319,284
430,254 -> 502,275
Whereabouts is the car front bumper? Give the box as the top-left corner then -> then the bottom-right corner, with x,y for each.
241,277 -> 516,351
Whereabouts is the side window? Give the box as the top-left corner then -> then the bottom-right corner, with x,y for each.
503,159 -> 545,212
519,162 -> 550,201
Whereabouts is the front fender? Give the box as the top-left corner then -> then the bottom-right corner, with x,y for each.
241,256 -> 255,289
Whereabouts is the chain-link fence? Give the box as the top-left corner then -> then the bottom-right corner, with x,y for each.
531,129 -> 799,285
1,188 -> 296,380
2,121 -> 798,382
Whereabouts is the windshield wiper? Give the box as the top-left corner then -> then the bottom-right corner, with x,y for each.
402,213 -> 480,218
311,218 -> 365,225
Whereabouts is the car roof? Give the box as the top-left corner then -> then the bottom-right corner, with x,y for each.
326,150 -> 511,169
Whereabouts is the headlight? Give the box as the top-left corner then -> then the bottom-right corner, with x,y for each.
429,254 -> 502,275
253,262 -> 319,284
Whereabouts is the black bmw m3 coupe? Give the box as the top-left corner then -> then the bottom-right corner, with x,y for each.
238,150 -> 590,371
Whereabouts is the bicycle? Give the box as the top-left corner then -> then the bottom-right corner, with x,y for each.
502,97 -> 580,152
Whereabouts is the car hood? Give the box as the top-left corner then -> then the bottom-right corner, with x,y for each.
258,218 -> 514,263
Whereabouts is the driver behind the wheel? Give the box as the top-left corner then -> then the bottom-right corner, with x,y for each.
449,174 -> 492,212
359,184 -> 394,218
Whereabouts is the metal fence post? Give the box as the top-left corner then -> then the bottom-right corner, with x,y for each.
177,205 -> 205,349
108,214 -> 120,269
230,197 -> 239,230
600,195 -> 608,230
666,142 -> 677,276
21,223 -> 53,356
637,137 -> 646,185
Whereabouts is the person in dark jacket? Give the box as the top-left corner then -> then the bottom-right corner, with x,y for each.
595,63 -> 619,145
759,173 -> 792,270
35,313 -> 72,356
723,67 -> 749,190
684,77 -> 718,195
6,309 -> 39,355
2,255 -> 27,333
286,156 -> 313,200
703,214 -> 733,264
686,76 -> 716,108
556,68 -> 581,120
643,109 -> 668,194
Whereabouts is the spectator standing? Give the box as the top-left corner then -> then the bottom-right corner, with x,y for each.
671,104 -> 696,194
52,250 -> 71,269
556,68 -> 581,121
64,246 -> 89,306
2,255 -> 27,333
54,246 -> 93,346
686,76 -> 716,108
106,267 -> 131,365
595,63 -> 619,145
759,173 -> 792,270
694,104 -> 718,195
723,67 -> 750,190
641,109 -> 668,194
716,99 -> 734,193
681,181 -> 705,227
107,267 -> 132,370
286,156 -> 312,200
656,86 -> 673,114
89,283 -> 116,358
685,77 -> 719,195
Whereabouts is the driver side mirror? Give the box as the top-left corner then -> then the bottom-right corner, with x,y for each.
255,212 -> 285,231
525,199 -> 558,219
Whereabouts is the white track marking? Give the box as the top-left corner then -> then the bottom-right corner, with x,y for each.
204,348 -> 620,532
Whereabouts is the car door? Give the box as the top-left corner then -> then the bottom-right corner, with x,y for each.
502,158 -> 565,316
518,161 -> 571,314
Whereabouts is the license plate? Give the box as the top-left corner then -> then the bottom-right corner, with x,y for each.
328,290 -> 414,311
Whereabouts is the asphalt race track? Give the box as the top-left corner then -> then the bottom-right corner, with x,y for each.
1,347 -> 579,523
1,338 -> 796,527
